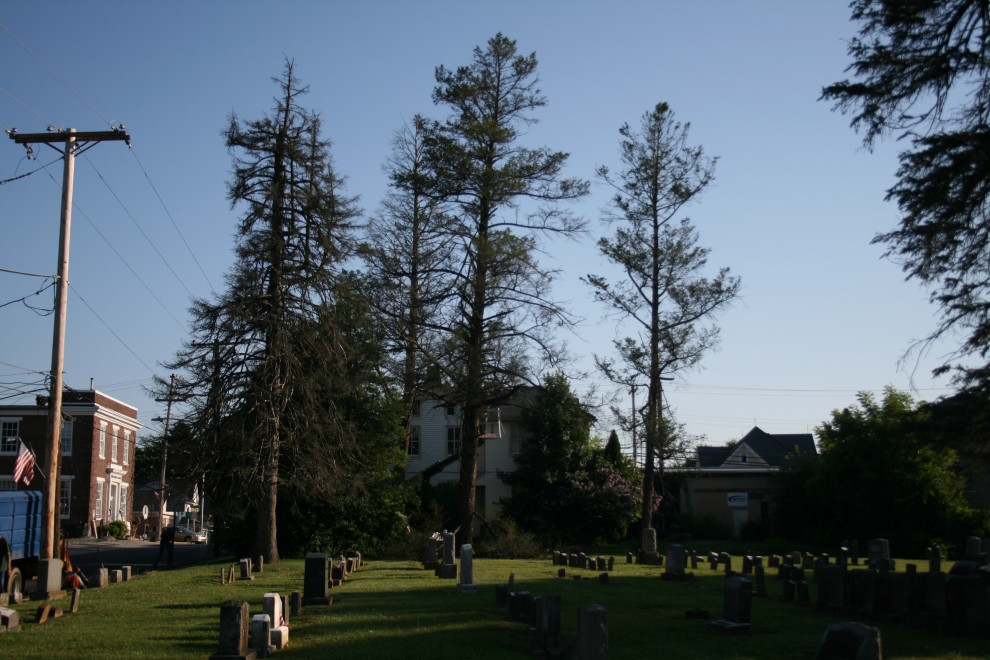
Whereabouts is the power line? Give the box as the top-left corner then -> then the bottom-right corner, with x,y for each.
0,152 -> 62,185
42,168 -> 187,331
129,148 -> 215,292
0,85 -> 55,127
0,22 -> 113,128
0,278 -> 55,315
82,154 -> 196,299
68,282 -> 156,374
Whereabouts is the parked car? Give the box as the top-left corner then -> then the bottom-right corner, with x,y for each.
174,525 -> 207,543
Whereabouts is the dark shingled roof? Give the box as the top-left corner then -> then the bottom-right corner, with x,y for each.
697,426 -> 816,468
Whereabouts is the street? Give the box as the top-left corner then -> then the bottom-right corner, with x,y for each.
64,537 -> 214,582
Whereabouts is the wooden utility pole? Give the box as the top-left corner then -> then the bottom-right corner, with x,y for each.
8,127 -> 130,560
155,374 -> 180,542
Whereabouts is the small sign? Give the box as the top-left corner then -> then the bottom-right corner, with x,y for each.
727,492 -> 748,508
141,505 -> 149,519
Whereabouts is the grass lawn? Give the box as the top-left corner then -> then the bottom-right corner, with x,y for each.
1,552 -> 986,659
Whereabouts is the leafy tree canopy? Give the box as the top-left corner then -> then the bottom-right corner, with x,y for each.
823,0 -> 990,388
776,386 -> 986,553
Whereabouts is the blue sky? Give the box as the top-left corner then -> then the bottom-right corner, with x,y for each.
0,2 -> 958,452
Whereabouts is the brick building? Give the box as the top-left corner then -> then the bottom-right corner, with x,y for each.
0,389 -> 141,536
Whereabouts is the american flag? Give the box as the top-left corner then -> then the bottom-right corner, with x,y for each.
13,439 -> 35,486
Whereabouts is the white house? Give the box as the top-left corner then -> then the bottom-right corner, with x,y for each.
404,391 -> 536,527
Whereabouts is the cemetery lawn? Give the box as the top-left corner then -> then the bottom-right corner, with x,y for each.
2,554 -> 987,659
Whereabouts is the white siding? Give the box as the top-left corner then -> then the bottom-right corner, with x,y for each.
406,399 -> 523,519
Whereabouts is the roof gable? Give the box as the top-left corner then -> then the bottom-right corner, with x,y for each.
697,426 -> 816,468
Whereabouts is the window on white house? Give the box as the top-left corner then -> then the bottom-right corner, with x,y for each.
123,430 -> 130,464
509,426 -> 522,455
99,423 -> 107,459
445,404 -> 455,416
61,417 -> 73,455
408,426 -> 420,456
446,426 -> 461,456
1,420 -> 19,454
111,426 -> 119,462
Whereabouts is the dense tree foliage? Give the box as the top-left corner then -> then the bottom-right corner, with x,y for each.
159,61 -> 403,561
419,34 -> 589,545
500,373 -> 640,545
586,102 -> 739,532
823,0 -> 990,388
776,387 -> 986,554
361,116 -> 457,475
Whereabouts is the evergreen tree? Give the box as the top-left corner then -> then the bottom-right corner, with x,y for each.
423,34 -> 589,545
160,60 -> 361,562
586,102 -> 739,533
823,1 -> 990,388
361,116 -> 457,474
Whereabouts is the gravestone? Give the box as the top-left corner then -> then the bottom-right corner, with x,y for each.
70,587 -> 80,613
506,591 -> 521,622
0,607 -> 20,632
945,574 -> 989,636
280,594 -> 290,627
641,527 -> 660,564
534,595 -> 562,652
438,532 -> 457,579
457,544 -> 477,593
846,569 -> 876,617
495,583 -> 509,606
867,539 -> 890,562
665,544 -> 686,576
927,545 -> 942,573
255,555 -> 264,574
97,568 -> 109,589
442,532 -> 456,564
122,566 -> 132,581
111,569 -> 123,583
576,604 -> 608,660
608,556 -> 615,572
36,558 -> 66,598
924,572 -> 946,618
754,564 -> 768,598
290,591 -> 302,617
816,565 -> 847,614
519,592 -> 535,626
250,613 -> 274,658
783,577 -> 795,603
210,600 -> 253,660
813,621 -> 881,660
238,558 -> 254,581
422,535 -> 439,569
596,556 -> 606,571
263,593 -> 288,650
710,576 -> 752,634
303,553 -> 331,605
719,552 -> 733,574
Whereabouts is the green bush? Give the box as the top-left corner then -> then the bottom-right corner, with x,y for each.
475,517 -> 542,559
102,520 -> 128,539
676,514 -> 732,541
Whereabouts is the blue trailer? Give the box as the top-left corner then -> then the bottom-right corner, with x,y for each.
0,490 -> 42,598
